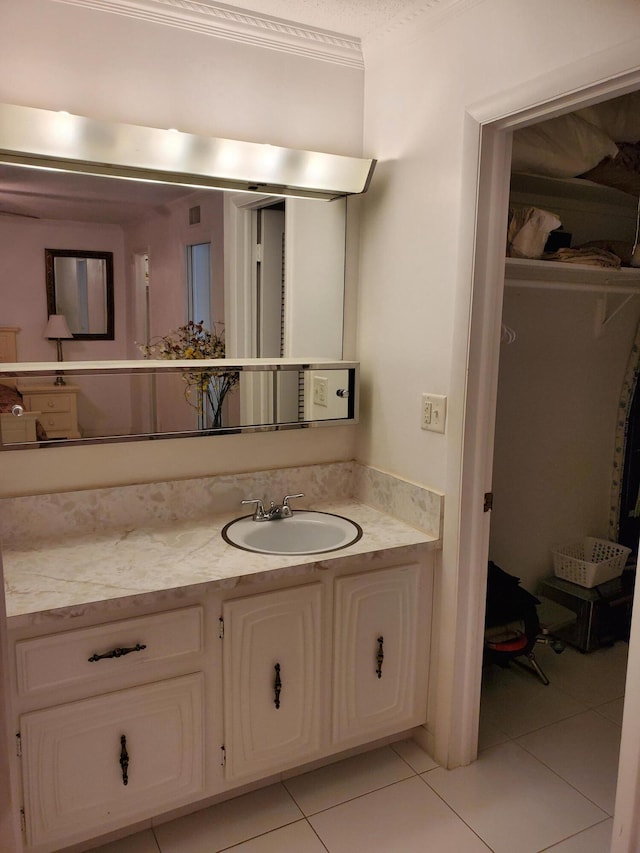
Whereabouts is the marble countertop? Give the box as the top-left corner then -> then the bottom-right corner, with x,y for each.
2,500 -> 438,623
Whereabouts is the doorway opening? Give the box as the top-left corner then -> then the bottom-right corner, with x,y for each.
460,65 -> 640,853
480,95 -> 640,807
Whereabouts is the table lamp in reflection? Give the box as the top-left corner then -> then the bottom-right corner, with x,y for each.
44,314 -> 73,385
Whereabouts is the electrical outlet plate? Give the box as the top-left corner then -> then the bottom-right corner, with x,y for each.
421,393 -> 447,433
313,376 -> 329,407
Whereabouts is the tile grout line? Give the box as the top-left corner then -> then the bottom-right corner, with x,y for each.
533,816 -> 613,853
509,737 -> 617,817
305,817 -> 331,852
482,693 -> 624,748
151,782 -> 305,853
211,819 -> 323,853
415,771 -> 496,852
285,770 -> 417,820
279,744 -> 420,820
388,740 -> 435,775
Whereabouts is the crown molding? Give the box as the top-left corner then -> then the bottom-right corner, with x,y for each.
50,0 -> 364,68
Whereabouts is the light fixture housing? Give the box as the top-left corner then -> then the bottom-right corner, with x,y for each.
0,104 -> 376,201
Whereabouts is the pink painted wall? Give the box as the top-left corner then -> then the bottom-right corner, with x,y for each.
0,217 -> 127,362
0,216 -> 134,436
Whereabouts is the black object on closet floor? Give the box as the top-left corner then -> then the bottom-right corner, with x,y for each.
484,561 -> 554,685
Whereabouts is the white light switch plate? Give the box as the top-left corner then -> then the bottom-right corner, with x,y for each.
421,393 -> 446,433
313,376 -> 329,407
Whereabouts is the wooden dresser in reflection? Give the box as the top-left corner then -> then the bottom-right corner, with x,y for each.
17,383 -> 81,440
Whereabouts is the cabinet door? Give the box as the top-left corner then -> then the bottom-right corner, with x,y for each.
223,584 -> 323,780
332,563 -> 430,745
21,673 -> 204,850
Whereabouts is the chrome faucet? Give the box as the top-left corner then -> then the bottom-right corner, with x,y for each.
242,493 -> 305,521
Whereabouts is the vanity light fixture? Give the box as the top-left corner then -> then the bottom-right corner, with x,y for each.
44,313 -> 73,385
0,103 -> 376,201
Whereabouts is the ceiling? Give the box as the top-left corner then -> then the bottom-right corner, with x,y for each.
216,0 -> 429,38
0,164 -> 203,224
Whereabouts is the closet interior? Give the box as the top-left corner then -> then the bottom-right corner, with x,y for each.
490,91 -> 640,645
478,93 -> 640,810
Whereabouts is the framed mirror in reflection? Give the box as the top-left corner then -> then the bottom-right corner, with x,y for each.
45,248 -> 114,340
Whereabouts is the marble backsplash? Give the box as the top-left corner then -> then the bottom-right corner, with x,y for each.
0,461 -> 443,547
354,465 -> 444,539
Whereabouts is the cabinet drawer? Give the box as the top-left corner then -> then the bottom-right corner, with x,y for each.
24,393 -> 72,413
16,606 -> 203,697
21,672 -> 204,849
37,411 -> 74,432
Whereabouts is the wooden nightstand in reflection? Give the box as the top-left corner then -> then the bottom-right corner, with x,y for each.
17,383 -> 81,440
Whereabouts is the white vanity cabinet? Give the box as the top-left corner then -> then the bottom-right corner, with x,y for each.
20,674 -> 204,849
12,606 -> 209,853
9,547 -> 435,852
221,560 -> 432,780
222,583 -> 324,780
332,563 -> 430,746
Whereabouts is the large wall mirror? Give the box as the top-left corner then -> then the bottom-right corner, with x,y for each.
0,105 -> 374,446
45,248 -> 114,339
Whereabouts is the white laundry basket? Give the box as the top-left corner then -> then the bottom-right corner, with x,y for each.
551,538 -> 631,588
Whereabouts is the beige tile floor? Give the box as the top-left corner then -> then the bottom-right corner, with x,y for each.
88,642 -> 626,853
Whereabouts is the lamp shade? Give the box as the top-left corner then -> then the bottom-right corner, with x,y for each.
44,314 -> 73,340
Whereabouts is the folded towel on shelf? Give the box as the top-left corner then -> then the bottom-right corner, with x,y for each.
575,239 -> 635,266
507,206 -> 563,259
542,247 -> 622,268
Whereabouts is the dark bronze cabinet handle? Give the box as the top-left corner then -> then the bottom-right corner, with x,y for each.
88,643 -> 147,662
120,734 -> 129,786
274,663 -> 282,709
376,636 -> 384,679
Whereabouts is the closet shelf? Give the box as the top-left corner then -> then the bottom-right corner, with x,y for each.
505,258 -> 640,294
504,258 -> 640,337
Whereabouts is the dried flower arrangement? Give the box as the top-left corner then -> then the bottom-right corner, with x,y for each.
140,321 -> 238,429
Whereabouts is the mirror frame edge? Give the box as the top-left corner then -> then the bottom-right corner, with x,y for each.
45,248 -> 115,341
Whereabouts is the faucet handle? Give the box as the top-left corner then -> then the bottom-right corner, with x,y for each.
241,498 -> 266,520
283,493 -> 304,504
281,494 -> 305,516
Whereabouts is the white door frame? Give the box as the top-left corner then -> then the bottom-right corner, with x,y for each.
224,192 -> 281,425
453,42 -> 640,853
223,192 -> 280,359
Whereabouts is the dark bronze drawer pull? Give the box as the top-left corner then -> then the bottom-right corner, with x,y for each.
376,636 -> 384,679
88,643 -> 147,663
274,663 -> 282,709
120,734 -> 129,786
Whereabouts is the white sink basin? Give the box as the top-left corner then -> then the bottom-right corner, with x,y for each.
222,511 -> 362,556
